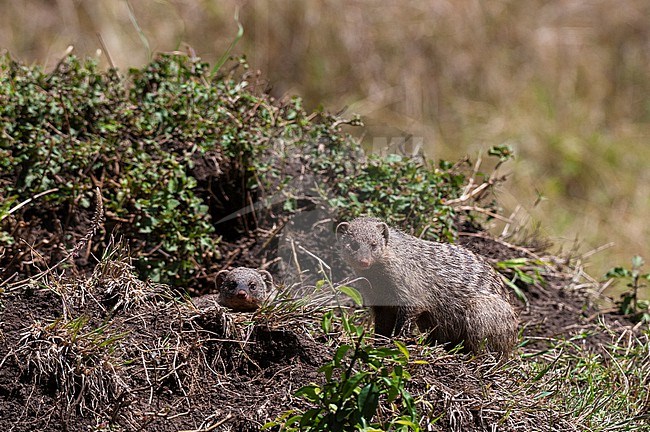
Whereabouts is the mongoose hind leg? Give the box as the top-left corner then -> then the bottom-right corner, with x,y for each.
416,311 -> 468,352
464,296 -> 518,355
393,307 -> 410,337
372,306 -> 399,338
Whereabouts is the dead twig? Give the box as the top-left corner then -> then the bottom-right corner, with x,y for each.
459,231 -> 546,263
1,188 -> 60,222
7,188 -> 104,290
456,205 -> 513,223
178,413 -> 234,432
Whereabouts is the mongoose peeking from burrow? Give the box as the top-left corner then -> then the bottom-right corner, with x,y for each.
213,267 -> 275,312
336,217 -> 518,355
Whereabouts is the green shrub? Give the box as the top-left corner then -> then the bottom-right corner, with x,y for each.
1,54 -> 488,286
266,315 -> 420,432
605,256 -> 650,323
328,155 -> 464,242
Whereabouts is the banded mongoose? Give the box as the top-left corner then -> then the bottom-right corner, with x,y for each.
214,267 -> 275,312
336,217 -> 518,355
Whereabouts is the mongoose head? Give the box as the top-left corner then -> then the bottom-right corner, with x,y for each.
336,217 -> 390,271
215,267 -> 273,312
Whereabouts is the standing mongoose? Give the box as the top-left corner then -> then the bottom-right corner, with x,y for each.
211,267 -> 275,312
336,217 -> 517,355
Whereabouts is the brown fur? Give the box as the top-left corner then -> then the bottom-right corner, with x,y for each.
337,217 -> 518,355
214,267 -> 274,312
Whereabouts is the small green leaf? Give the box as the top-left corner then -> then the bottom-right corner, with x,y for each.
333,344 -> 352,367
358,383 -> 380,420
504,278 -> 528,305
497,258 -> 532,271
393,418 -> 419,428
339,285 -> 363,306
535,390 -> 555,399
340,372 -> 369,400
606,267 -> 631,279
298,409 -> 319,427
321,310 -> 333,333
295,384 -> 320,401
393,340 -> 410,361
488,144 -> 515,161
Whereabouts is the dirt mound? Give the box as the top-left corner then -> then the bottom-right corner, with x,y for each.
0,253 -> 329,431
1,234 -> 644,431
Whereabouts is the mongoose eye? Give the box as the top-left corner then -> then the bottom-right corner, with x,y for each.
370,242 -> 378,249
349,240 -> 360,252
248,282 -> 256,290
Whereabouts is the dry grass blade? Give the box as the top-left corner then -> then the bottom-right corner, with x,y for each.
5,187 -> 104,292
14,316 -> 130,417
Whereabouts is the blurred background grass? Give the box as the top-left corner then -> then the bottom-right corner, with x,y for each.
1,0 -> 648,295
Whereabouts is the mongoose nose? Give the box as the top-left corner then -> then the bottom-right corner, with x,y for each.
236,290 -> 249,299
358,259 -> 371,269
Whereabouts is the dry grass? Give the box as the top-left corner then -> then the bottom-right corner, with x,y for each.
0,1 -> 648,291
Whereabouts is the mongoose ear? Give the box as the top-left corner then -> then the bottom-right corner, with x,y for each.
259,269 -> 273,287
335,222 -> 350,241
215,270 -> 230,290
379,222 -> 390,244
